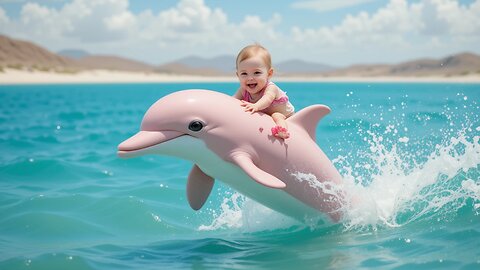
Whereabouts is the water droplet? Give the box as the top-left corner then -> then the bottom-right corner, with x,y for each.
102,170 -> 113,176
151,213 -> 161,222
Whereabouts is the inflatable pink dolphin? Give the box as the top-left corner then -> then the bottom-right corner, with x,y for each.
118,90 -> 344,222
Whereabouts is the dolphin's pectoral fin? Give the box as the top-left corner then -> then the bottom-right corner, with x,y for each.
231,153 -> 286,189
187,164 -> 215,210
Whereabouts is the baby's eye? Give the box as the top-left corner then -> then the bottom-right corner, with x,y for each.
254,71 -> 262,75
240,72 -> 247,76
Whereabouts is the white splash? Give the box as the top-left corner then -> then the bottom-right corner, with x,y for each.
198,192 -> 300,232
336,128 -> 480,231
198,192 -> 244,231
199,122 -> 479,232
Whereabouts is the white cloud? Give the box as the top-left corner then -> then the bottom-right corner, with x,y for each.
19,3 -> 68,37
292,0 -> 377,13
144,0 -> 229,41
0,0 -> 479,65
289,0 -> 480,64
292,0 -> 423,46
0,0 -> 131,42
104,11 -> 135,31
420,0 -> 480,36
0,0 -> 66,3
62,0 -> 135,42
125,0 -> 281,56
237,14 -> 282,42
0,0 -> 279,48
0,7 -> 9,25
0,0 -> 31,2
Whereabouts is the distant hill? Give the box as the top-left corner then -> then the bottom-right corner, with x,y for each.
389,52 -> 480,76
58,49 -> 90,59
158,56 -> 335,76
158,53 -> 480,77
323,64 -> 392,77
325,53 -> 480,77
0,35 -> 154,72
1,34 -> 479,76
0,34 -> 75,69
155,62 -> 229,76
75,55 -> 155,72
275,60 -> 336,75
157,55 -> 235,75
176,55 -> 235,73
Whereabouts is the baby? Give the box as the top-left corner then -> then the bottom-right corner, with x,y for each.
233,44 -> 295,139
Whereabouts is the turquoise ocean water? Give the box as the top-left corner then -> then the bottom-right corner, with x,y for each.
0,82 -> 479,269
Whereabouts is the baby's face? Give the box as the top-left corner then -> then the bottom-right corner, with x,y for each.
236,56 -> 272,94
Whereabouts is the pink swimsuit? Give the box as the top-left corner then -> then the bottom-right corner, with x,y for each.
242,82 -> 295,115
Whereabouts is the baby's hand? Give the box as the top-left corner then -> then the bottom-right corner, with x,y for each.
240,100 -> 259,113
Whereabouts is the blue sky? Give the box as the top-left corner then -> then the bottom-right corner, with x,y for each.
0,0 -> 479,66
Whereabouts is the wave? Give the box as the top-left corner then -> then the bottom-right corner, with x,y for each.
199,124 -> 480,232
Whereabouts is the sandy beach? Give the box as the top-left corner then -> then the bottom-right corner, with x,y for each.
1,68 -> 480,84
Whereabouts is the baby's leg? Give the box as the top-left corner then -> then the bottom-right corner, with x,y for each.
271,112 -> 290,139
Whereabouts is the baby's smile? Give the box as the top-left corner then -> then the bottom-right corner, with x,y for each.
247,83 -> 258,90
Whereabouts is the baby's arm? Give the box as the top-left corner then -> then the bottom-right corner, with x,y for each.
242,85 -> 278,112
233,87 -> 243,99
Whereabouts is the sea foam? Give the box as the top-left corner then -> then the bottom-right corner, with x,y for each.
199,126 -> 480,232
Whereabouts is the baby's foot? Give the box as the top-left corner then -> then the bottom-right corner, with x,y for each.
271,126 -> 290,139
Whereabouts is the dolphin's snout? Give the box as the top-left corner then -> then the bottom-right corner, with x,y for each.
117,130 -> 183,158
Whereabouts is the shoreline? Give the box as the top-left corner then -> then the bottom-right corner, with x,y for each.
1,68 -> 480,85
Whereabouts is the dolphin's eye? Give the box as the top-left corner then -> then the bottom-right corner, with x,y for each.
188,120 -> 204,132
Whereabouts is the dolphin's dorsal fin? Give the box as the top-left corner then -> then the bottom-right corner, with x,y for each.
187,164 -> 214,210
288,105 -> 331,141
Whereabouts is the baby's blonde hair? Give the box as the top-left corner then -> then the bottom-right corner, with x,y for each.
236,44 -> 272,70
